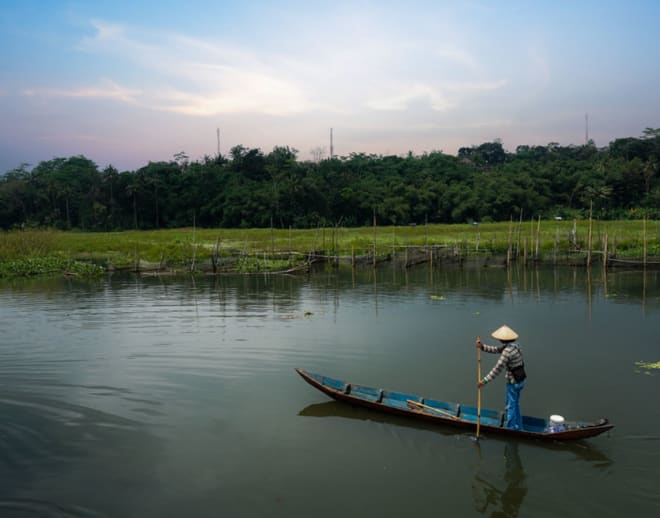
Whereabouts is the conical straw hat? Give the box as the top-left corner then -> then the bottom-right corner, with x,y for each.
491,325 -> 519,341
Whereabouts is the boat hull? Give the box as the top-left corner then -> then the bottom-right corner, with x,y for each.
296,368 -> 613,441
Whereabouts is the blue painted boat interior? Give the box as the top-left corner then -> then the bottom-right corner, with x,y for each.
308,371 -> 557,433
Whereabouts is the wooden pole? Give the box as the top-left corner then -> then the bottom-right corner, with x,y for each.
406,400 -> 466,421
587,201 -> 593,266
643,216 -> 648,267
507,217 -> 513,267
536,215 -> 541,259
477,338 -> 482,439
373,209 -> 377,269
516,208 -> 523,259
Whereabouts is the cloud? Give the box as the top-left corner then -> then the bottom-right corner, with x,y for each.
21,80 -> 141,103
434,47 -> 479,70
28,16 -> 508,121
366,79 -> 507,112
77,20 -> 319,117
527,47 -> 551,84
366,84 -> 455,112
35,133 -> 108,143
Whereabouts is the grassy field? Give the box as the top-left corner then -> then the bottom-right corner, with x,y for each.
1,220 -> 658,277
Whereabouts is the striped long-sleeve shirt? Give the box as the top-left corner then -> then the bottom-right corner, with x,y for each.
482,342 -> 524,384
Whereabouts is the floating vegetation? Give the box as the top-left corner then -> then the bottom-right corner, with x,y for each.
635,361 -> 660,375
0,257 -> 104,278
430,295 -> 446,300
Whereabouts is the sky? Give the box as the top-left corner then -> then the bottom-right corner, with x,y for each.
1,0 -> 659,172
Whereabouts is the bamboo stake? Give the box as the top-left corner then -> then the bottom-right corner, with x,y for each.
587,201 -> 593,266
212,237 -> 220,273
516,208 -> 523,258
373,209 -> 377,269
536,215 -> 541,259
529,215 -> 534,261
643,216 -> 647,267
507,217 -> 513,267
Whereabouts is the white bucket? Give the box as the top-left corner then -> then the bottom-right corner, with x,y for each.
548,414 -> 566,433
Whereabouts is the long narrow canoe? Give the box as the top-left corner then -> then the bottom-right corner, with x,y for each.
296,368 -> 613,441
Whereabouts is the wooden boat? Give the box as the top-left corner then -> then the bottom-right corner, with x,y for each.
296,368 -> 613,441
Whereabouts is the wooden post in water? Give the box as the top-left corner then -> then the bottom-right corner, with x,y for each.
373,209 -> 377,269
529,215 -> 534,263
212,237 -> 221,273
643,216 -> 648,268
516,209 -> 523,259
535,215 -> 541,260
602,231 -> 608,269
191,243 -> 197,273
587,201 -> 593,266
507,217 -> 513,267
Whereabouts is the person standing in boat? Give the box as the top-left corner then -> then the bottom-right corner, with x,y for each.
477,325 -> 527,430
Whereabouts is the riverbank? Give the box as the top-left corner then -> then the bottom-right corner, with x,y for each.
1,220 -> 658,277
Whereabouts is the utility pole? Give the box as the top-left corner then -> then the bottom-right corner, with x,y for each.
585,113 -> 589,144
217,128 -> 220,156
330,128 -> 334,159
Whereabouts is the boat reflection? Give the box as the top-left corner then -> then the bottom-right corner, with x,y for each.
298,401 -> 613,464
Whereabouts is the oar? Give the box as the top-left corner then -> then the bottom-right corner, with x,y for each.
406,400 -> 465,421
477,336 -> 482,439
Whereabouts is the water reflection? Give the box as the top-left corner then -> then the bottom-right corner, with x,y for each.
473,442 -> 527,517
0,389 -> 163,517
0,265 -> 651,517
298,401 -> 613,465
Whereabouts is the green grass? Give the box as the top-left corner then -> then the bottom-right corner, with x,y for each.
1,219 -> 658,277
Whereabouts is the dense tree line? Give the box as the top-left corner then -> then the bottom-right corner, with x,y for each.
1,129 -> 658,231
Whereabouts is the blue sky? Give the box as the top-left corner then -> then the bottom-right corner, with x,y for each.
1,0 -> 659,171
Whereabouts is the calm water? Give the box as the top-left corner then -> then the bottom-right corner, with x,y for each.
0,266 -> 659,517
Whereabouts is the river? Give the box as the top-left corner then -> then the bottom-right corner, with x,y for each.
0,265 -> 658,517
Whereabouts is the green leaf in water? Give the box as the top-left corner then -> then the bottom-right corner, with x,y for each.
634,360 -> 660,375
